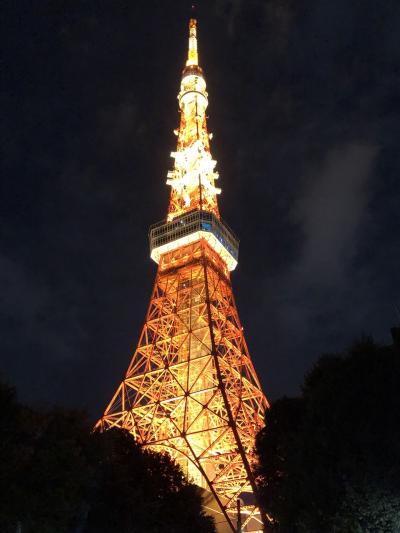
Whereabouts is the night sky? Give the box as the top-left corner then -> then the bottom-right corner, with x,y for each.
3,1 -> 400,417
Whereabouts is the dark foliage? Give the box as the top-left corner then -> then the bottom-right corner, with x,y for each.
85,429 -> 215,533
0,383 -> 215,533
255,338 -> 400,532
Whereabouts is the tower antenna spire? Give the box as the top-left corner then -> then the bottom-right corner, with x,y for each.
186,17 -> 198,66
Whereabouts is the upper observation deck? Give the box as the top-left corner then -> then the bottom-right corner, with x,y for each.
149,209 -> 239,271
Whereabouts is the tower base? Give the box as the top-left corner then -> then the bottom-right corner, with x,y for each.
201,488 -> 264,533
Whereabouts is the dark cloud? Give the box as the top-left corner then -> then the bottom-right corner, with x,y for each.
291,143 -> 378,285
267,143 -> 379,353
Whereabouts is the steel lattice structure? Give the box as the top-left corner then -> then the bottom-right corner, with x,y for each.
96,19 -> 269,532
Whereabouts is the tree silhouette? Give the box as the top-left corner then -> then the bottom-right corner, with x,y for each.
0,382 -> 215,533
85,428 -> 215,533
255,338 -> 400,532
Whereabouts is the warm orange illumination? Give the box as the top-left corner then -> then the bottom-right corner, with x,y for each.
96,19 -> 268,532
186,18 -> 199,67
167,19 -> 220,222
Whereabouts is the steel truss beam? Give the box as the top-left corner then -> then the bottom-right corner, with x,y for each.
97,240 -> 268,531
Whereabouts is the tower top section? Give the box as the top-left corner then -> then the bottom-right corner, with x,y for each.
181,18 -> 204,80
150,19 -> 239,272
186,18 -> 198,67
166,18 -> 221,222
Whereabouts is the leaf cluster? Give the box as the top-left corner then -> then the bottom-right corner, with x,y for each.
0,381 -> 215,533
255,338 -> 400,532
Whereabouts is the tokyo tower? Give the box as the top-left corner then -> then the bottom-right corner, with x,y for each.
96,19 -> 269,532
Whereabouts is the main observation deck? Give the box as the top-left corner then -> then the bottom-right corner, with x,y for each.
149,210 -> 239,271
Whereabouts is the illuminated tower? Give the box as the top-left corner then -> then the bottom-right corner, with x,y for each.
97,19 -> 268,532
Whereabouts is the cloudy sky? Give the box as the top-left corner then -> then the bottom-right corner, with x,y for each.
2,0 -> 400,416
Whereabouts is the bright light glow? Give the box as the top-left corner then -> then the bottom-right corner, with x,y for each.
167,139 -> 221,208
151,232 -> 237,271
166,22 -> 220,222
186,18 -> 198,67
